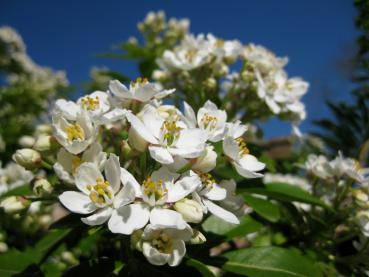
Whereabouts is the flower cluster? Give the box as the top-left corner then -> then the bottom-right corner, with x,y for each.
14,79 -> 265,266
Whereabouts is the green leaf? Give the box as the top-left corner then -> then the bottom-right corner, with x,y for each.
0,249 -> 35,277
202,215 -> 263,240
0,184 -> 32,199
244,194 -> 280,222
243,183 -> 330,209
186,258 -> 215,277
223,247 -> 323,277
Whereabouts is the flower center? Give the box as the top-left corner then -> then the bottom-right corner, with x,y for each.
152,232 -> 173,254
215,39 -> 225,48
87,177 -> 113,205
130,77 -> 148,89
185,49 -> 197,62
235,137 -> 249,156
81,96 -> 100,111
201,113 -> 218,130
65,124 -> 85,142
161,120 -> 182,146
200,173 -> 216,188
143,177 -> 167,200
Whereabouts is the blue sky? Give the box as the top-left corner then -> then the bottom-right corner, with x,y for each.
0,0 -> 359,137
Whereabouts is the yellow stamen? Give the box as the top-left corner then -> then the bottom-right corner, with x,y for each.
88,177 -> 112,205
71,156 -> 83,174
130,77 -> 148,89
65,124 -> 85,142
143,177 -> 167,200
235,137 -> 250,156
215,39 -> 225,48
201,113 -> 217,130
81,96 -> 100,111
161,120 -> 182,146
200,173 -> 216,188
152,232 -> 173,253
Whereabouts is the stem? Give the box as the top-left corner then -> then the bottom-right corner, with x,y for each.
41,160 -> 53,170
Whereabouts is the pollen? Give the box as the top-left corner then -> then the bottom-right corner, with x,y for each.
88,177 -> 112,205
161,120 -> 182,146
81,96 -> 100,111
71,156 -> 83,174
185,49 -> 197,62
200,173 -> 216,188
143,177 -> 167,200
201,113 -> 217,130
130,77 -> 148,89
65,124 -> 85,142
235,137 -> 250,156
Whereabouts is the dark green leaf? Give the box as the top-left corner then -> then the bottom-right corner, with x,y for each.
186,258 -> 215,277
244,194 -> 280,222
223,247 -> 323,277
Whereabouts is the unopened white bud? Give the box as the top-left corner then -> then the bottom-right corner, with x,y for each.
174,198 -> 203,223
193,146 -> 217,173
18,136 -> 35,148
128,128 -> 148,152
33,135 -> 57,152
190,229 -> 206,244
35,124 -> 53,135
12,148 -> 41,170
203,78 -> 217,90
0,196 -> 30,214
33,178 -> 53,196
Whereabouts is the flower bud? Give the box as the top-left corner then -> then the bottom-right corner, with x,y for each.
174,198 -> 203,223
12,148 -> 42,170
32,178 -> 53,196
18,136 -> 35,148
190,229 -> 206,244
203,78 -> 217,90
33,135 -> 57,152
121,139 -> 134,158
35,124 -> 53,135
128,128 -> 148,152
0,196 -> 30,214
193,146 -> 217,173
0,242 -> 8,253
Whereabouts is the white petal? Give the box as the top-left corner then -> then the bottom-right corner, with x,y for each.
150,208 -> 187,229
222,136 -> 240,161
108,203 -> 150,235
204,183 -> 227,201
168,240 -> 186,267
120,168 -> 142,198
75,163 -> 103,194
151,166 -> 179,184
97,108 -> 127,124
54,99 -> 80,120
59,191 -> 97,214
135,83 -> 160,102
105,154 -> 121,193
203,199 -> 239,224
109,80 -> 132,100
126,112 -> 158,144
183,101 -> 197,128
149,146 -> 174,164
113,182 -> 136,209
142,242 -> 169,266
81,207 -> 112,225
166,172 -> 201,202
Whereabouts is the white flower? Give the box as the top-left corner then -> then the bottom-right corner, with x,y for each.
218,179 -> 244,215
157,34 -> 211,71
141,224 -> 192,266
242,43 -> 288,75
54,91 -> 126,125
109,78 -> 175,103
304,154 -> 333,179
53,111 -> 97,155
108,167 -> 201,235
207,34 -> 242,61
53,142 -> 107,184
126,104 -> 206,164
192,173 -> 239,224
174,198 -> 203,223
0,196 -> 30,214
184,100 -> 227,142
59,154 -> 125,226
329,152 -> 367,183
0,162 -> 33,195
223,121 -> 265,178
263,173 -> 310,192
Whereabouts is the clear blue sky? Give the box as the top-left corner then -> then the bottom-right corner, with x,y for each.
0,0 -> 359,138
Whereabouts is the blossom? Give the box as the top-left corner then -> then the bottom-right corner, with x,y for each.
108,167 -> 201,234
192,172 -> 239,224
140,224 -> 192,266
223,121 -> 265,178
59,154 -> 124,226
329,152 -> 367,183
54,91 -> 126,125
126,104 -> 206,164
53,111 -> 97,155
53,142 -> 107,184
109,78 -> 175,103
218,179 -> 245,215
304,154 -> 332,179
207,33 -> 242,61
157,34 -> 211,71
0,162 -> 33,195
12,148 -> 41,170
184,100 -> 227,142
